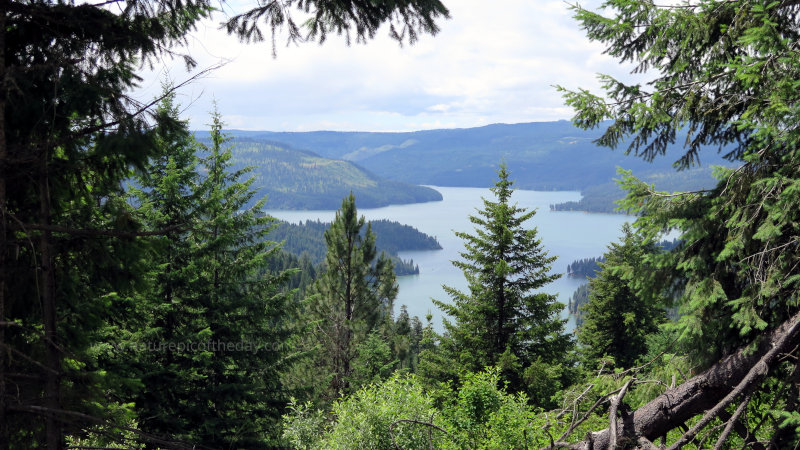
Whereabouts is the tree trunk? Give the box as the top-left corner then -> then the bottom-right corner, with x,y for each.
0,5 -> 7,446
564,311 -> 800,449
39,153 -> 62,449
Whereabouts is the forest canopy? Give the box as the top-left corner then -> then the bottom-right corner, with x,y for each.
2,0 -> 800,448
0,0 -> 448,447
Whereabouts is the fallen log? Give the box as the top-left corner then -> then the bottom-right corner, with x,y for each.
559,310 -> 800,449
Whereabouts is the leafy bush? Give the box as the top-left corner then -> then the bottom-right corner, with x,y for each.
442,369 -> 549,449
282,399 -> 328,449
284,369 -> 555,449
319,374 -> 441,449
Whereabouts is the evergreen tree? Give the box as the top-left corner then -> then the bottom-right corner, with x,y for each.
0,2 -> 447,444
126,88 -> 207,444
129,104 -> 292,447
304,193 -> 398,400
577,224 -> 665,369
192,108 -> 292,447
433,163 -> 573,404
559,0 -> 800,445
391,305 -> 415,371
0,4 -> 212,447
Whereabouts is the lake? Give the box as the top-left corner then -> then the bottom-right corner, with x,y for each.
266,186 -> 630,332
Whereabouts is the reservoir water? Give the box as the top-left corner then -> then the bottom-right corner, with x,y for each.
266,186 -> 630,332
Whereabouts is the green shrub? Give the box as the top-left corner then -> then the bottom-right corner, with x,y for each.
320,374 -> 441,449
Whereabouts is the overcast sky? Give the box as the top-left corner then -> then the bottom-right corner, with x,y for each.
135,0 -> 636,132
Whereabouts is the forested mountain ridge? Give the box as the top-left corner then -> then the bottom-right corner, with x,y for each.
201,138 -> 442,209
269,218 -> 441,275
550,166 -> 721,213
204,121 -> 736,191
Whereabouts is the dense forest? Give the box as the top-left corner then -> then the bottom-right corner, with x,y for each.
566,256 -> 605,278
270,218 -> 441,275
2,1 -> 800,449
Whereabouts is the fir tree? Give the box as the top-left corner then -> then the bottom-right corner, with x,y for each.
130,104 -> 293,447
433,163 -> 573,404
127,88 -> 206,443
577,224 -> 665,369
190,107 -> 292,447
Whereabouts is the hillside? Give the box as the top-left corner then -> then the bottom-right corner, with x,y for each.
217,121 -> 737,191
550,166 -> 722,213
270,219 -> 442,275
220,139 -> 442,209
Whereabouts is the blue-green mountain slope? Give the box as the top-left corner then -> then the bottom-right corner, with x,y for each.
215,121 -> 735,191
216,139 -> 442,210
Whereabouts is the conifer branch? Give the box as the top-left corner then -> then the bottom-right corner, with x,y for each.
9,222 -> 184,238
9,405 -> 210,449
70,63 -> 225,138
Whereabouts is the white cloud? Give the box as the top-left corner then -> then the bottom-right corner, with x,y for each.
134,0 -> 635,131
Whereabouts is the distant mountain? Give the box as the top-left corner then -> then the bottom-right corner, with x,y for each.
211,138 -> 442,210
211,121 -> 737,192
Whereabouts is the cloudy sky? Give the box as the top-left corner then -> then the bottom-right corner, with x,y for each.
135,0 -> 637,132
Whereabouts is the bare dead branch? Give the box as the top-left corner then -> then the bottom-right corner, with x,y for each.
389,418 -> 448,450
555,385 -> 623,444
713,391 -> 753,450
9,404 -> 210,449
608,377 -> 635,449
717,407 -> 764,450
71,63 -> 225,138
637,436 -> 660,449
0,342 -> 60,375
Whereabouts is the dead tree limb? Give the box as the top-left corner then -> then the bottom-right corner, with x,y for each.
717,407 -> 764,450
713,390 -> 752,450
565,311 -> 800,449
608,378 -> 634,449
389,418 -> 448,450
9,404 -> 208,449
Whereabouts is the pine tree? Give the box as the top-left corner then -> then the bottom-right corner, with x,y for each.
304,193 -> 398,400
433,163 -> 573,403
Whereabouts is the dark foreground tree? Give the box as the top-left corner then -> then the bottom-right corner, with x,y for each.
433,164 -> 573,406
191,109 -> 292,446
125,88 -> 207,445
128,104 -> 293,448
558,0 -> 800,446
